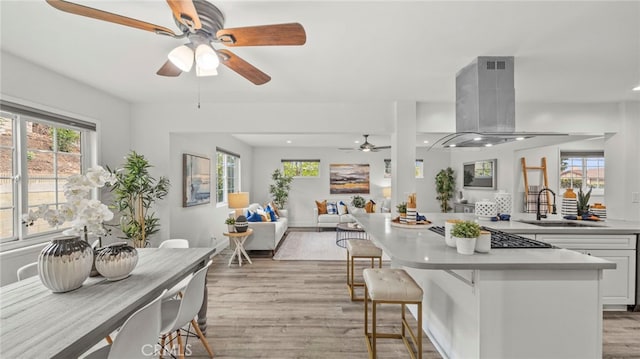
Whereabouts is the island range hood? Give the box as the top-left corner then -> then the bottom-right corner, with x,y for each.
442,56 -> 556,148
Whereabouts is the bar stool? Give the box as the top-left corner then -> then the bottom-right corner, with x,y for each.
346,239 -> 382,301
363,268 -> 423,359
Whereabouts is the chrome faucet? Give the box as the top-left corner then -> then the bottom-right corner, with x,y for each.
536,188 -> 557,221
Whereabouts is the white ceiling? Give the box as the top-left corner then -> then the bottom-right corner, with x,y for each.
1,0 -> 639,148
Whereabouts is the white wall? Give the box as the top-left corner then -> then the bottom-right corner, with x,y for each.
168,133 -> 253,249
0,51 -> 131,285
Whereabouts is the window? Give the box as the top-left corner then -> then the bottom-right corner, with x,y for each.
216,148 -> 240,204
282,159 -> 320,177
384,159 -> 424,178
1,101 -> 96,244
560,151 -> 605,192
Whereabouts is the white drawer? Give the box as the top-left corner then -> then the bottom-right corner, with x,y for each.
536,234 -> 637,250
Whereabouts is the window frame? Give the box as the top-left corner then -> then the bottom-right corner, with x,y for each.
384,159 -> 424,179
559,151 -> 605,196
216,148 -> 241,206
0,101 -> 96,250
281,159 -> 320,178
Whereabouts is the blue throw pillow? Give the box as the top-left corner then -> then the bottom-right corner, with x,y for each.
247,211 -> 262,222
267,208 -> 278,222
326,202 -> 338,215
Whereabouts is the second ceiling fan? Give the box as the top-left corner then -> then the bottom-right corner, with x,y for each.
45,0 -> 306,85
340,135 -> 391,152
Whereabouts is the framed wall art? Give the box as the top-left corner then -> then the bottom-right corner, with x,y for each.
329,163 -> 370,194
183,153 -> 211,207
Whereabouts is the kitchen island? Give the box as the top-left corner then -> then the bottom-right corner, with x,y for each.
353,213 -> 629,359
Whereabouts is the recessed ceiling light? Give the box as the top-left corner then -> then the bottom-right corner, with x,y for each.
423,140 -> 429,144
633,85 -> 640,91
449,144 -> 457,148
473,137 -> 482,141
354,140 -> 360,144
485,143 -> 493,147
286,140 -> 292,144
515,137 -> 525,141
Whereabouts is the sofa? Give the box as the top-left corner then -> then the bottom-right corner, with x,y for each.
235,203 -> 288,256
312,200 -> 357,230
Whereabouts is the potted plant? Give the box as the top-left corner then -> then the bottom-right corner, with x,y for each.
577,187 -> 592,216
396,202 -> 407,223
435,167 -> 456,213
225,217 -> 236,233
108,151 -> 170,248
269,169 -> 293,209
451,220 -> 481,255
351,195 -> 366,214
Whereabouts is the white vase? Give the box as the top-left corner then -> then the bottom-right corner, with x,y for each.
444,219 -> 463,247
227,225 -> 236,233
455,236 -> 477,255
494,191 -> 512,215
38,235 -> 93,293
475,231 -> 491,253
475,200 -> 497,220
95,242 -> 138,281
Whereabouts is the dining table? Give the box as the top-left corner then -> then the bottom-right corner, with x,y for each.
0,247 -> 214,358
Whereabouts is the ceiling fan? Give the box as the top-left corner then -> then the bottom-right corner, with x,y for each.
45,0 -> 306,85
339,135 -> 391,152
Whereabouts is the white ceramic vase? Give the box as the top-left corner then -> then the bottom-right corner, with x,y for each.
494,191 -> 512,215
475,200 -> 497,220
38,235 -> 93,293
95,242 -> 138,281
475,230 -> 491,253
444,219 -> 463,247
455,236 -> 477,255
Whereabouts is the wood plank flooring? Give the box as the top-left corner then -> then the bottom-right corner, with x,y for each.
183,248 -> 640,358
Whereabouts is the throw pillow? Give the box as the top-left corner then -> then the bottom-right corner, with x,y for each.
315,200 -> 327,215
326,202 -> 338,215
365,200 -> 376,213
337,201 -> 349,215
269,201 -> 281,217
247,211 -> 262,222
266,207 -> 278,222
260,214 -> 270,222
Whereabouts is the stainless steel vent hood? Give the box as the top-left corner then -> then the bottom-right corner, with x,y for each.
440,56 -> 562,148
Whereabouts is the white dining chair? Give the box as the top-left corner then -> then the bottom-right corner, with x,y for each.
17,262 -> 38,281
160,260 -> 214,359
159,239 -> 191,300
83,289 -> 167,359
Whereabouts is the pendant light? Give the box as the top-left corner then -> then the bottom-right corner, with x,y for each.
168,45 -> 194,72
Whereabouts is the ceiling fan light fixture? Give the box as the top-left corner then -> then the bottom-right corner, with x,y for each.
195,44 -> 219,70
168,45 -> 194,72
196,65 -> 218,77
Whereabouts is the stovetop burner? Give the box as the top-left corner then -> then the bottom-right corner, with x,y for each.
428,226 -> 553,249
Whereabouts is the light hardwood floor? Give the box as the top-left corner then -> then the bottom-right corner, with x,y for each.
184,249 -> 640,359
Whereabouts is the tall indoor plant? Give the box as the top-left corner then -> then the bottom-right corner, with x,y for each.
435,167 -> 456,213
269,168 -> 293,209
108,151 -> 170,248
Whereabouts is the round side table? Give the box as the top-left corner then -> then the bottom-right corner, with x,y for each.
336,223 -> 368,248
223,228 -> 254,267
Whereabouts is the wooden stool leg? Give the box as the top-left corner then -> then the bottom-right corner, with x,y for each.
402,303 -> 406,337
372,300 -> 377,359
177,330 -> 184,359
418,302 -> 423,359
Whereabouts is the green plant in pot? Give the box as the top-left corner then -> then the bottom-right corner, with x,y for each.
435,167 -> 456,213
269,169 -> 293,209
351,195 -> 366,209
108,151 -> 170,248
225,217 -> 236,232
577,187 -> 592,216
396,202 -> 408,223
451,220 -> 481,255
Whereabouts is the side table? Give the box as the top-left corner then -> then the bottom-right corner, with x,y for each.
336,222 -> 368,248
224,228 -> 254,267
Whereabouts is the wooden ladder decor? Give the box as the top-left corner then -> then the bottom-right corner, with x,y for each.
521,157 -> 552,213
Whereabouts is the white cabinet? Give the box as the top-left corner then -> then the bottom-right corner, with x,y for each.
536,234 -> 636,306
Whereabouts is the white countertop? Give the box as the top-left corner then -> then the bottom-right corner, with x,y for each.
353,213 -> 622,270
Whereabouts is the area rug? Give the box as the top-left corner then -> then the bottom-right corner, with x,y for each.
273,231 -> 389,261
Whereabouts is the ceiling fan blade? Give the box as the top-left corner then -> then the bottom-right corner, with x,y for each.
46,0 -> 177,36
166,0 -> 202,31
375,146 -> 391,150
217,23 -> 306,46
156,60 -> 183,77
217,49 -> 271,85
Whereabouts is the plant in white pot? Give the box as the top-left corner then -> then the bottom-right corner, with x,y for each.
451,220 -> 481,255
225,217 -> 236,233
351,195 -> 366,214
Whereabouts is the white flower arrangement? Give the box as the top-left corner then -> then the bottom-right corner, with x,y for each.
22,166 -> 117,238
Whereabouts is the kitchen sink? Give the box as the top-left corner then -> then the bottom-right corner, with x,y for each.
516,220 -> 606,228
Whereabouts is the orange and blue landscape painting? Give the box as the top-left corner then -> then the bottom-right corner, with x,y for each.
329,164 -> 370,194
